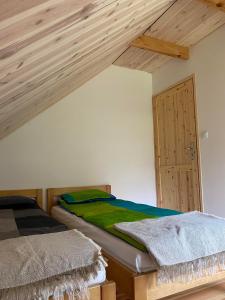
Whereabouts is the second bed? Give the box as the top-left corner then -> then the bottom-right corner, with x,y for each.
48,185 -> 225,300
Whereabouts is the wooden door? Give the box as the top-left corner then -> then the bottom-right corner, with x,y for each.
153,77 -> 202,212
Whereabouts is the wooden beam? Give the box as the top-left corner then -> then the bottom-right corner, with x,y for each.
199,0 -> 225,12
131,35 -> 189,60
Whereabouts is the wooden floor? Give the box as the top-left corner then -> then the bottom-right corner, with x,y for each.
117,282 -> 225,300
165,282 -> 225,300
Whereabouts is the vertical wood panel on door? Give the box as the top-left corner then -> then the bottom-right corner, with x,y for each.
153,76 -> 202,212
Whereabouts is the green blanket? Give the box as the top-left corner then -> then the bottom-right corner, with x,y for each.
59,199 -> 181,252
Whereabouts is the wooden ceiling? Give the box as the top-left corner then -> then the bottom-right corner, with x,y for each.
0,0 -> 225,139
115,0 -> 225,71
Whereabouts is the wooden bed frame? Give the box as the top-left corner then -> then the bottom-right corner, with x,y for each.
47,184 -> 225,300
0,188 -> 43,208
0,188 -> 116,300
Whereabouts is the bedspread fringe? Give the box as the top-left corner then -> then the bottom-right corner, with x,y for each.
0,255 -> 107,300
157,251 -> 225,285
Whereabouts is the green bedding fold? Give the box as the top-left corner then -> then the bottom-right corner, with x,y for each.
59,199 -> 180,251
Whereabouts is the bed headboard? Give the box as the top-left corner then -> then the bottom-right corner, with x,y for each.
0,188 -> 43,208
47,185 -> 111,214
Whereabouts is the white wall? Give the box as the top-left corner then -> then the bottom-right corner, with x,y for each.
153,25 -> 225,217
0,65 -> 155,205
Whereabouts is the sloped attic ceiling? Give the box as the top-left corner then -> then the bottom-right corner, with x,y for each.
0,0 -> 175,139
0,0 -> 225,139
114,0 -> 225,72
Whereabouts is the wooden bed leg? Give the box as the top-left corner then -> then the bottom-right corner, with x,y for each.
134,274 -> 149,300
101,281 -> 116,300
89,285 -> 101,300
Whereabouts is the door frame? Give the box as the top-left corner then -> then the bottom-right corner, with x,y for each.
152,74 -> 203,211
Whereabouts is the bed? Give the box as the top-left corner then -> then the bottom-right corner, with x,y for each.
48,185 -> 225,300
0,188 -> 116,300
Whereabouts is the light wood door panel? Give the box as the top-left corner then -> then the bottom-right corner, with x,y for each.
153,77 -> 202,212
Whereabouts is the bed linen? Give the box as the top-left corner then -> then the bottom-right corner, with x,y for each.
0,206 -> 67,240
0,200 -> 106,300
52,206 -> 158,273
0,229 -> 106,300
115,211 -> 225,283
59,198 -> 180,251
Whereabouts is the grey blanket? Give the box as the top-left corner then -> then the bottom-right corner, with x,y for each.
115,211 -> 225,283
0,208 -> 67,241
0,229 -> 106,300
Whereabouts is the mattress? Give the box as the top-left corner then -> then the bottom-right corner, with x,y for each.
52,206 -> 158,273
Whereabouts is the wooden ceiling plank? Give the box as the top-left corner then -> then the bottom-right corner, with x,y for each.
0,0 -> 117,62
0,1 -> 169,82
0,0 -> 121,70
115,0 -> 225,72
0,0 -> 169,72
0,0 -> 137,56
114,47 -> 155,69
3,0 -> 225,139
1,15 -> 157,111
0,1 -> 170,98
147,0 -> 225,42
140,54 -> 170,73
0,0 -> 49,22
9,44 -> 126,116
134,52 -> 161,71
0,0 -> 117,30
0,0 -> 96,49
0,47 -> 125,139
177,12 -> 225,45
199,0 -> 225,12
146,0 -> 196,40
131,35 -> 189,59
0,3 -> 96,61
0,45 -> 132,113
0,10 -> 161,109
